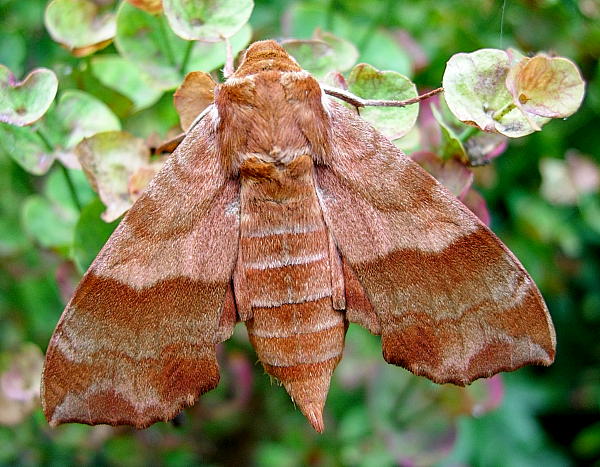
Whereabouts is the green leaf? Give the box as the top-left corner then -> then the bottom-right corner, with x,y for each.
44,0 -> 116,57
430,104 -> 467,162
0,123 -> 54,175
347,63 -> 418,139
116,3 -> 251,90
0,32 -> 26,78
0,65 -> 58,126
282,31 -> 358,79
185,24 -> 252,73
72,197 -> 118,273
21,195 -> 76,249
76,131 -> 150,222
115,2 -> 183,89
123,93 -> 180,139
443,49 -> 549,137
50,89 -> 122,151
360,29 -> 412,77
90,55 -> 163,111
163,0 -> 253,41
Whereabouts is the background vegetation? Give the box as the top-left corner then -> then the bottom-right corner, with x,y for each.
1,0 -> 599,465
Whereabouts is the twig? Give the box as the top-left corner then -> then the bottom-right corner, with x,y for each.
323,86 -> 443,108
222,36 -> 234,79
35,128 -> 82,211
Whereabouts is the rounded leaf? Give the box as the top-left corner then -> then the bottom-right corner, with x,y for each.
21,195 -> 77,248
115,2 -> 183,89
163,0 -> 253,41
507,54 -> 585,118
443,49 -> 548,137
174,71 -> 216,131
116,3 -> 250,90
54,89 -> 121,148
283,32 -> 358,80
0,123 -> 54,175
347,63 -> 418,139
360,29 -> 411,76
45,0 -> 116,57
0,66 -> 58,126
75,131 -> 150,222
91,55 -> 163,111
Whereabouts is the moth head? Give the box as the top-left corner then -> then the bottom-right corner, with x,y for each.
234,40 -> 302,77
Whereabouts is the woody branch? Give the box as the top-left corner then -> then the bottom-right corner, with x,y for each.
323,86 -> 444,108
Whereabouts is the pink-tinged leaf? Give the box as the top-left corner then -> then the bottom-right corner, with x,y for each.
173,71 -> 216,131
540,152 -> 600,205
322,71 -> 348,90
506,54 -> 585,119
55,260 -> 79,304
443,49 -> 549,137
391,29 -> 429,73
0,343 -> 44,426
464,132 -> 508,166
460,188 -> 491,225
411,151 -> 473,198
0,65 -> 58,126
76,131 -> 151,221
471,375 -> 504,416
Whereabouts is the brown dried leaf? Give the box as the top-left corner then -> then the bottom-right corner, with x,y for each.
126,0 -> 163,14
76,131 -> 150,221
174,71 -> 216,131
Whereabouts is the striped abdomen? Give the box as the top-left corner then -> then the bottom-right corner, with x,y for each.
234,155 -> 346,432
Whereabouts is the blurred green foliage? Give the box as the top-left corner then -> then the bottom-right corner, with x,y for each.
0,0 -> 599,465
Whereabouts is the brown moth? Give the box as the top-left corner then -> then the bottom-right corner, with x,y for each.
41,40 -> 556,433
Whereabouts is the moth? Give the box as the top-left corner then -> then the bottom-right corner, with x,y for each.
41,40 -> 556,433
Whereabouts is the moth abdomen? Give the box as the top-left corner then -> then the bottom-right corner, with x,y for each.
234,154 -> 347,432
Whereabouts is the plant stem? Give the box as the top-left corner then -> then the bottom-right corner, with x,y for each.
323,86 -> 443,108
60,164 -> 82,212
180,40 -> 194,74
158,16 -> 177,69
492,101 -> 516,121
325,0 -> 336,30
36,127 -> 82,212
458,125 -> 479,143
